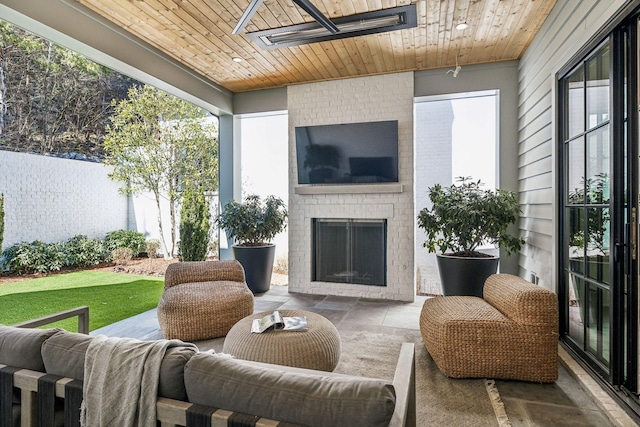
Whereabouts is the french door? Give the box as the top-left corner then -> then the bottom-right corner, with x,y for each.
558,18 -> 638,399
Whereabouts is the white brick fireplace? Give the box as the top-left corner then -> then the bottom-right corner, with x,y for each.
288,73 -> 415,302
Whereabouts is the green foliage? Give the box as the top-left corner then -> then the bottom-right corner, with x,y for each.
417,177 -> 524,257
2,241 -> 67,274
64,235 -> 109,267
2,235 -> 111,274
216,194 -> 288,246
0,21 -> 135,156
105,230 -> 147,257
179,183 -> 211,261
0,193 -> 4,252
104,84 -> 218,257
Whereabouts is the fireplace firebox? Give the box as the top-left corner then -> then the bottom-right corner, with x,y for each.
312,219 -> 386,286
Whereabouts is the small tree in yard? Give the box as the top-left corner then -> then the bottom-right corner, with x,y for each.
104,85 -> 218,258
179,183 -> 211,261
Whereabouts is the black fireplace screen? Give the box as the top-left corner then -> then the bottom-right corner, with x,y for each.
312,219 -> 386,286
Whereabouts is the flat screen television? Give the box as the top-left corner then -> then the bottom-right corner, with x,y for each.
295,120 -> 399,185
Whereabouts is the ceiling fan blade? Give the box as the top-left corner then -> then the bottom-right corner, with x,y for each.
232,0 -> 265,34
292,0 -> 339,34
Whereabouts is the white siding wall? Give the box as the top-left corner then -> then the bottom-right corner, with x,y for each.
517,0 -> 628,291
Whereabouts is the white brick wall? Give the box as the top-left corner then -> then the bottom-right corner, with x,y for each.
0,151 -> 129,248
288,73 -> 415,301
0,150 -> 171,252
414,100 -> 454,295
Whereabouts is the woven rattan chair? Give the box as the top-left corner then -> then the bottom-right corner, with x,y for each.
158,260 -> 254,341
420,273 -> 558,382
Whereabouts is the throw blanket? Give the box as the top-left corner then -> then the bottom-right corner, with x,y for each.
80,335 -> 194,427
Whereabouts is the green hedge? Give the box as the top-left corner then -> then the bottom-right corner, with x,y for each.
2,230 -> 147,275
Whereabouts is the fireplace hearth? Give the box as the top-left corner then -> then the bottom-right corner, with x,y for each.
312,219 -> 386,286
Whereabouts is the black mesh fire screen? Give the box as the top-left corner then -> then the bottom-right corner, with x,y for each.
312,219 -> 386,286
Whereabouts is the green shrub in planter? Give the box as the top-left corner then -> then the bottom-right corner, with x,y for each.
105,230 -> 147,256
216,194 -> 287,293
216,194 -> 287,246
417,177 -> 525,297
417,177 -> 524,257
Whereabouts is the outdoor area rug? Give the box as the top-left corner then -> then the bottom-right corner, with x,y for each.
197,327 -> 509,426
334,329 -> 509,427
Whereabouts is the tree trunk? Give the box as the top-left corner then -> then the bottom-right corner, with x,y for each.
153,190 -> 171,259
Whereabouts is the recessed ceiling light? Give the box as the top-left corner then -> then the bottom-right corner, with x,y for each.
455,22 -> 469,30
232,57 -> 243,63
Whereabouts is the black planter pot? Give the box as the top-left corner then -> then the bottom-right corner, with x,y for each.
232,244 -> 276,294
436,254 -> 499,297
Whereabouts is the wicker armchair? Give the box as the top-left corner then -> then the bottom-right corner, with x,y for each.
158,260 -> 254,341
420,273 -> 558,382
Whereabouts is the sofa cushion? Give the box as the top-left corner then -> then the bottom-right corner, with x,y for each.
0,325 -> 60,371
42,330 -> 92,380
41,330 -> 197,400
184,353 -> 396,427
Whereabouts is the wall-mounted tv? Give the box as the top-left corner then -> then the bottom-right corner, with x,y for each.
295,120 -> 399,185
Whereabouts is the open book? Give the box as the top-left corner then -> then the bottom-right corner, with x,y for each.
251,311 -> 308,333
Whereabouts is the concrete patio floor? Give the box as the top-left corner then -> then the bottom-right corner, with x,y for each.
92,285 -> 636,426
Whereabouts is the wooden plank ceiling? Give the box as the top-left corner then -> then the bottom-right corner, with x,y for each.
76,0 -> 556,93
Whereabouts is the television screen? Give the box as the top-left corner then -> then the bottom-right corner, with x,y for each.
295,120 -> 399,185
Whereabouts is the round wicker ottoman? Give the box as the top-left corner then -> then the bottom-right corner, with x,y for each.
222,310 -> 341,371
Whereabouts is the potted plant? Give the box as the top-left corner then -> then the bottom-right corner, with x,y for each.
303,143 -> 340,183
216,194 -> 287,293
417,177 -> 524,296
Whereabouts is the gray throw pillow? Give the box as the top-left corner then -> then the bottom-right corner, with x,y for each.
158,345 -> 198,400
184,353 -> 396,427
41,330 -> 197,400
0,325 -> 60,371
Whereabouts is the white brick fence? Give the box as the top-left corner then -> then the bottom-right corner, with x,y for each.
0,150 -> 164,251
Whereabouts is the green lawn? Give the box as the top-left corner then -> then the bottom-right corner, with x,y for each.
0,271 -> 164,332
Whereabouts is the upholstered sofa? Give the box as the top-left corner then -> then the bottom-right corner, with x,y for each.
0,325 -> 415,427
420,273 -> 558,383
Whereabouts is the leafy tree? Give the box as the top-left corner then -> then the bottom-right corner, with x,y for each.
0,20 -> 135,156
179,183 -> 211,261
104,85 -> 218,257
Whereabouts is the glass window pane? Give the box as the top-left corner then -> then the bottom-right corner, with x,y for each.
586,207 -> 610,285
567,207 -> 584,269
586,45 -> 610,129
566,137 -> 585,203
565,67 -> 585,139
586,125 -> 610,204
602,289 -> 610,364
568,273 -> 585,347
586,284 -> 599,355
